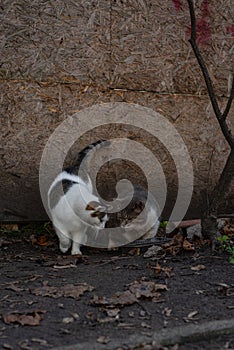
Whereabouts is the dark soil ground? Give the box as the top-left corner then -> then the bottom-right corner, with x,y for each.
0,225 -> 234,350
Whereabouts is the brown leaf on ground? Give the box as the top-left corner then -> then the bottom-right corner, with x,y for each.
222,223 -> 234,238
30,234 -> 54,247
170,232 -> 184,246
163,232 -> 195,254
90,280 -> 168,308
128,247 -> 141,256
3,310 -> 45,326
104,308 -> 120,317
148,263 -> 174,278
5,283 -> 24,292
90,290 -> 137,307
53,255 -> 88,268
147,262 -> 162,277
1,224 -> 19,232
97,336 -> 110,344
164,245 -> 181,256
31,283 -> 94,299
182,239 -> 195,251
128,281 -> 168,299
162,307 -> 172,317
191,264 -> 206,271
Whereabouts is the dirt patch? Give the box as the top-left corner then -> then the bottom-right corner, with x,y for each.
0,231 -> 234,350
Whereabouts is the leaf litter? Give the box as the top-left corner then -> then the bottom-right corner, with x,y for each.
2,310 -> 46,326
90,280 -> 168,309
31,282 -> 94,299
1,221 -> 234,348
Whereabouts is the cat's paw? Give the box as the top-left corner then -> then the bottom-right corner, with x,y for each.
59,243 -> 70,253
71,242 -> 82,255
71,244 -> 82,255
71,249 -> 82,255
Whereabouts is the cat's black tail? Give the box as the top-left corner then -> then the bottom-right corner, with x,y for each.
65,140 -> 111,174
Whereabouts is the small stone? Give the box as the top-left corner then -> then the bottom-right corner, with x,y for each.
187,224 -> 202,239
3,344 -> 13,350
143,245 -> 162,258
139,310 -> 146,317
62,317 -> 74,324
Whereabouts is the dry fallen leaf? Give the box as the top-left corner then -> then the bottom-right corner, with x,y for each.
5,283 -> 24,292
97,336 -> 110,344
53,255 -> 87,268
97,316 -> 117,324
32,283 -> 94,299
128,247 -> 141,256
222,223 -> 234,238
191,264 -> 206,271
104,308 -> 120,317
166,246 -> 181,255
148,263 -> 174,278
128,281 -> 168,299
147,262 -> 162,277
90,290 -> 137,307
163,232 -> 195,254
162,307 -> 172,317
183,239 -> 195,251
29,234 -> 54,247
90,280 -> 168,310
3,310 -> 46,326
1,224 -> 19,232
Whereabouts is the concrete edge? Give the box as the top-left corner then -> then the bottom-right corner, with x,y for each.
51,318 -> 234,350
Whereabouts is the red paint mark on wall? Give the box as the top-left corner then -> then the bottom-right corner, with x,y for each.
227,25 -> 234,37
172,0 -> 183,11
196,17 -> 211,44
202,0 -> 209,17
186,0 -> 211,45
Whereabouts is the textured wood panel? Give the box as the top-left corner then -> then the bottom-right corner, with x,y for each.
0,0 -> 233,221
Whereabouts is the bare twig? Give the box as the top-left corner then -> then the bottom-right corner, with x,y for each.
187,0 -> 234,147
222,75 -> 234,120
187,0 -> 234,245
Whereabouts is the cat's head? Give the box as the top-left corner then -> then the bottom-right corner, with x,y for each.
85,201 -> 109,229
120,200 -> 146,228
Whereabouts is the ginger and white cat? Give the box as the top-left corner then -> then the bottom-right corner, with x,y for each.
48,141 -> 109,255
118,185 -> 160,242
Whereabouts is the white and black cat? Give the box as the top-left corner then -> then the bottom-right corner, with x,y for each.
48,140 -> 109,255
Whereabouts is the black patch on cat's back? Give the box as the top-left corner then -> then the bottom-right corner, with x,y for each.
62,178 -> 77,194
49,175 -> 78,210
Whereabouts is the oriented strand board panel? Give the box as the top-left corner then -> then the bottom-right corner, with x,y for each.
0,0 -> 233,221
110,0 -> 234,95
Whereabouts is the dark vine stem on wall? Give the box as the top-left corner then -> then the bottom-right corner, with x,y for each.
187,0 -> 234,248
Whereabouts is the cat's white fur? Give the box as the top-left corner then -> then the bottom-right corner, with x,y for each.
48,171 -> 108,255
122,206 -> 160,240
